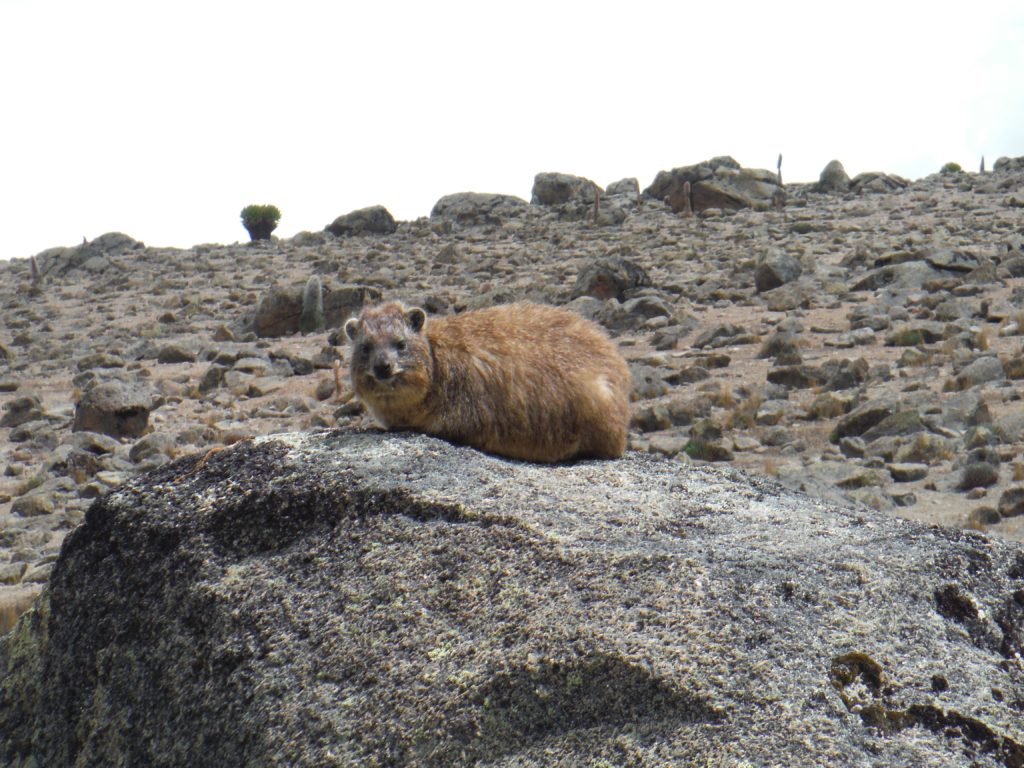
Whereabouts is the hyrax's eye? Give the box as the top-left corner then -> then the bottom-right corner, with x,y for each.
360,342 -> 372,355
394,339 -> 407,352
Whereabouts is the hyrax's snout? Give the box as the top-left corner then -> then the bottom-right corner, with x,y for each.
368,347 -> 400,381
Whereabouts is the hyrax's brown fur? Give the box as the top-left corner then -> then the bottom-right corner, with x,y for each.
344,301 -> 631,462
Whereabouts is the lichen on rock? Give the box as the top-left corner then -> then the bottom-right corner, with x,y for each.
1,430 -> 1023,766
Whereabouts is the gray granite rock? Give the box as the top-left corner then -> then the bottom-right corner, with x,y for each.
2,431 -> 1022,767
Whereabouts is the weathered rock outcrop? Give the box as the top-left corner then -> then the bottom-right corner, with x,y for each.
2,431 -> 1022,767
644,156 -> 786,213
34,232 -> 144,277
247,283 -> 380,338
430,193 -> 530,226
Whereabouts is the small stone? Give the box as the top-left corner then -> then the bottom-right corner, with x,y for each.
839,437 -> 866,458
890,491 -> 917,507
647,434 -> 688,457
996,486 -> 1024,518
95,471 -> 128,487
77,352 -> 126,370
22,562 -> 55,584
954,356 -> 1006,390
0,395 -> 43,428
836,468 -> 889,489
129,433 -> 176,464
315,378 -> 337,401
631,405 -> 671,433
0,562 -> 28,585
11,492 -> 56,517
966,506 -> 1001,527
732,435 -> 760,451
157,343 -> 198,364
888,463 -> 929,482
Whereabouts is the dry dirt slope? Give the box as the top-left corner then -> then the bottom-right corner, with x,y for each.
0,158 -> 1024,635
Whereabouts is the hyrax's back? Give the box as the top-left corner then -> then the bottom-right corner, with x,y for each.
428,303 -> 631,461
346,301 -> 631,463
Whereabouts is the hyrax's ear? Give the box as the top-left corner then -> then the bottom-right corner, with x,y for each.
406,307 -> 426,333
344,317 -> 361,341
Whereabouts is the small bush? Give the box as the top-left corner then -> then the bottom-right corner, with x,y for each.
725,393 -> 763,429
887,327 -> 924,347
240,204 -> 281,241
940,162 -> 962,174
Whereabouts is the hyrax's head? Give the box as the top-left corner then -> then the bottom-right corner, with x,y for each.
344,302 -> 432,398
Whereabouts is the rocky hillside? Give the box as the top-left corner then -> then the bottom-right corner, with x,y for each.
2,431 -> 1022,766
1,156 -> 1024,633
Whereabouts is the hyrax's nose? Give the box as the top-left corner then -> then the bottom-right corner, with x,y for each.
373,361 -> 393,380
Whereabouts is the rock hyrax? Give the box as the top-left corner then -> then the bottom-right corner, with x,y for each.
344,301 -> 631,462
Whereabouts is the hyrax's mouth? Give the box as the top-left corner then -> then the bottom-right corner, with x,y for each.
362,369 -> 404,392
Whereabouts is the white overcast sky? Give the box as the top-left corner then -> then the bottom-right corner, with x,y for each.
1,0 -> 1022,260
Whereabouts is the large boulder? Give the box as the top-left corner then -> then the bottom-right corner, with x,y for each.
2,431 -> 1022,767
34,232 -> 144,277
249,283 -> 381,338
430,193 -> 530,226
324,205 -> 397,237
644,156 -> 786,214
816,159 -> 851,193
993,156 -> 1024,174
530,172 -> 601,206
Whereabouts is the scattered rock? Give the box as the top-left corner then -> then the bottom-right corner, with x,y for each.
72,381 -> 156,439
849,171 -> 909,194
997,487 -> 1024,518
250,283 -> 380,338
0,395 -> 43,428
128,433 -> 176,464
156,343 -> 197,364
34,232 -> 143,277
531,172 -> 601,206
570,257 -> 650,301
430,193 -> 530,225
76,352 -> 126,370
815,159 -> 851,193
966,506 -> 1001,527
754,251 -> 802,293
10,492 -> 56,517
325,205 -> 397,237
888,463 -> 929,482
954,356 -> 1006,390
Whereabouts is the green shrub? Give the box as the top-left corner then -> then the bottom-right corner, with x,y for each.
940,162 -> 962,174
240,204 -> 281,241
